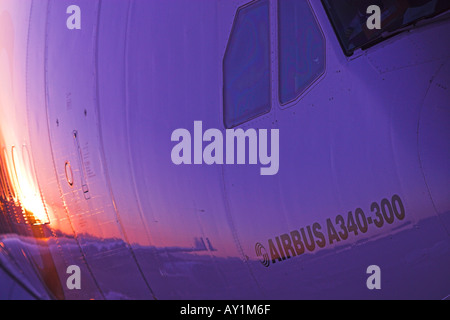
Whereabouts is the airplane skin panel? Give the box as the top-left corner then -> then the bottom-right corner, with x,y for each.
44,0 -> 154,299
0,0 -> 449,300
122,0 -> 265,299
418,60 -> 450,233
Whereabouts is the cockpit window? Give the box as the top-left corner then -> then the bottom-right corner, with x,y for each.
322,0 -> 450,56
223,0 -> 271,129
278,0 -> 325,105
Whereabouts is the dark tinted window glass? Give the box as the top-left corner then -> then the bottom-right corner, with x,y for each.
224,0 -> 271,128
278,0 -> 325,105
322,0 -> 450,56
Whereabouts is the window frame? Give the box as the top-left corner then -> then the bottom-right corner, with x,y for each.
222,0 -> 273,129
277,0 -> 327,108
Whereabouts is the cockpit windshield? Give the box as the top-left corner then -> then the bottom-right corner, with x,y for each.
322,0 -> 450,56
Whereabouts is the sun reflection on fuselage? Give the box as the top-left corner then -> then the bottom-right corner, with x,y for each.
6,145 -> 49,226
0,8 -> 49,227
